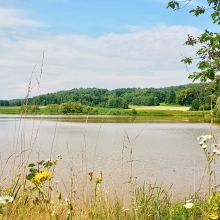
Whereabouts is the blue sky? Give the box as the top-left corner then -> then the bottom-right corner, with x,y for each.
0,0 -> 215,99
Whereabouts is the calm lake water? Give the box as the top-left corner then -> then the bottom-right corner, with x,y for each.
1,114 -> 220,200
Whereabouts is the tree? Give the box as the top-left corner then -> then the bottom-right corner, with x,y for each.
167,1 -> 220,85
190,99 -> 200,111
107,96 -> 128,109
165,88 -> 176,104
176,88 -> 197,106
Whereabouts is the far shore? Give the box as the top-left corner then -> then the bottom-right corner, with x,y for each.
0,114 -> 205,123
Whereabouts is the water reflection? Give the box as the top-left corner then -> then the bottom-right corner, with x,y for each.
0,114 -> 203,123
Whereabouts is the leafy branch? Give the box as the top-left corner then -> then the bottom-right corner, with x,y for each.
167,0 -> 220,85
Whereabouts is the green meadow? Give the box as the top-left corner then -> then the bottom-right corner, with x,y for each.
0,105 -> 207,118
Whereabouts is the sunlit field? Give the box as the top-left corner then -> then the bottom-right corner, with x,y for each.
129,105 -> 190,111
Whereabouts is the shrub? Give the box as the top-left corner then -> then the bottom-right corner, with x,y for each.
20,105 -> 40,113
108,109 -> 122,115
199,104 -> 211,111
45,104 -> 60,113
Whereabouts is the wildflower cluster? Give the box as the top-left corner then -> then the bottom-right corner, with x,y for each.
197,135 -> 212,150
197,134 -> 220,218
88,171 -> 102,184
197,135 -> 220,160
26,154 -> 62,204
26,154 -> 62,183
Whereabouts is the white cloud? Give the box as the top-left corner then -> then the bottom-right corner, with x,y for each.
0,24 -> 202,99
0,8 -> 44,27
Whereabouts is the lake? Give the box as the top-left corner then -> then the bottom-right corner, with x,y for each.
0,114 -> 220,201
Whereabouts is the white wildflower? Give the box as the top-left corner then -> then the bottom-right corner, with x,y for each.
199,140 -> 205,146
197,135 -> 205,140
197,135 -> 212,142
183,202 -> 194,209
57,154 -> 62,160
0,196 -> 13,205
2,196 -> 13,203
213,149 -> 220,155
0,198 -> 6,205
202,144 -> 207,149
212,144 -> 219,148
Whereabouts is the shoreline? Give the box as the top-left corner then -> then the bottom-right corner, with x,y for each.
0,114 -> 205,123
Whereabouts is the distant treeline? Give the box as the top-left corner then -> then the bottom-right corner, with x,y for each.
1,83 -> 220,110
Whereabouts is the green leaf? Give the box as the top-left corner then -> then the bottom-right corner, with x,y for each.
214,17 -> 220,23
209,70 -> 215,80
167,2 -> 175,9
37,160 -> 45,165
212,38 -> 219,45
30,187 -> 38,194
211,12 -> 219,20
181,57 -> 192,64
28,163 -> 36,167
198,62 -> 209,70
192,6 -> 205,16
26,173 -> 35,180
29,168 -> 38,173
189,9 -> 195,13
166,1 -> 179,10
43,161 -> 53,168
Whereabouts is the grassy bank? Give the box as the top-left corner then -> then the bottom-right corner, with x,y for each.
0,182 -> 213,219
129,105 -> 190,111
0,107 -> 20,114
0,106 -> 210,122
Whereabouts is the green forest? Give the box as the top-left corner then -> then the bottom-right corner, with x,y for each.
1,83 -> 220,111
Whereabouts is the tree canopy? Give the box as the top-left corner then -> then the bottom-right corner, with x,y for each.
2,83 -> 220,111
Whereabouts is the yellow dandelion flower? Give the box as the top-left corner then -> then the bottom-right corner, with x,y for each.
31,170 -> 50,185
